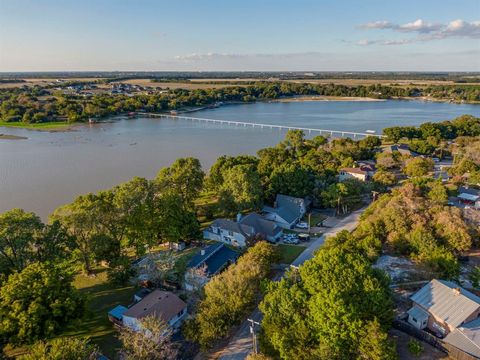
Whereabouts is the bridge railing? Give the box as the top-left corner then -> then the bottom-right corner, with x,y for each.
137,112 -> 384,139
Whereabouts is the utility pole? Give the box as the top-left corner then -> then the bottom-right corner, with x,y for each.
248,318 -> 260,354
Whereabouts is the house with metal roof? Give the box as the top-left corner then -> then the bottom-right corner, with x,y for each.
262,194 -> 310,229
458,186 -> 480,208
443,318 -> 480,358
408,279 -> 480,337
184,243 -> 239,291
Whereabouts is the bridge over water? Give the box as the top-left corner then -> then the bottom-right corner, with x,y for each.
138,113 -> 384,139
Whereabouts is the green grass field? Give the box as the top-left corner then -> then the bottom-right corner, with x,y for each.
0,121 -> 71,130
62,269 -> 135,359
277,244 -> 306,264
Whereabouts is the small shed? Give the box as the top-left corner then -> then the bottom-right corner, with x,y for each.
108,305 -> 128,325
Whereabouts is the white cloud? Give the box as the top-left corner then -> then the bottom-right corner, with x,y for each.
173,52 -> 326,61
398,19 -> 442,33
444,19 -> 480,38
358,18 -> 480,45
359,20 -> 393,30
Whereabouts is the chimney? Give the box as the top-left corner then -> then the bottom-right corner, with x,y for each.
201,249 -> 205,256
453,288 -> 461,296
236,213 -> 242,222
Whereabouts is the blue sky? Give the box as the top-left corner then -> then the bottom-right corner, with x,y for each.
0,0 -> 479,71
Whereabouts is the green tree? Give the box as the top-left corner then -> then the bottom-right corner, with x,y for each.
218,164 -> 263,214
51,195 -> 100,273
403,157 -> 434,177
0,263 -> 85,344
185,242 -> 277,349
207,155 -> 258,190
267,163 -> 314,200
111,177 -> 160,256
427,181 -> 448,204
322,180 -> 363,215
260,246 -> 393,359
20,337 -> 98,360
156,157 -> 204,208
372,171 -> 397,187
0,209 -> 43,274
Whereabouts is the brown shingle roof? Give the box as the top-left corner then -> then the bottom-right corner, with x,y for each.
123,289 -> 186,323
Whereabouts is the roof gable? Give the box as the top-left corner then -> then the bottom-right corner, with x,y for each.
187,243 -> 239,275
411,279 -> 480,328
240,213 -> 282,237
123,290 -> 186,322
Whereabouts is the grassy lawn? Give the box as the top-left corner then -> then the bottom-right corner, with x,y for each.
277,244 -> 306,264
60,268 -> 135,359
172,247 -> 200,280
0,121 -> 72,130
304,213 -> 327,227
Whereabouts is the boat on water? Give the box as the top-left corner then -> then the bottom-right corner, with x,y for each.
365,130 -> 376,134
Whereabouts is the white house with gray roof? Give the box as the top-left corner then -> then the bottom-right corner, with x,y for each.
203,218 -> 254,247
203,213 -> 283,247
262,194 -> 310,229
408,279 -> 480,357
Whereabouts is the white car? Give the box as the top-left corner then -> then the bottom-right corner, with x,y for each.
296,222 -> 308,229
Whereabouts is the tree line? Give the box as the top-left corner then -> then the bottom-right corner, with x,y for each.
1,82 -> 479,124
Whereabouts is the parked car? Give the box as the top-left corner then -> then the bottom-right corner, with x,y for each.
298,233 -> 310,242
296,222 -> 308,229
284,237 -> 299,245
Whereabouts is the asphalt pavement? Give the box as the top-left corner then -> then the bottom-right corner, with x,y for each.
214,207 -> 366,360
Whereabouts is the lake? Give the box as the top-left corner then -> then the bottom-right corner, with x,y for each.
1,99 -> 479,219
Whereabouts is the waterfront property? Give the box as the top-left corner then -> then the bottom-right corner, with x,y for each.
203,212 -> 283,246
184,242 -> 239,291
263,194 -> 310,229
122,289 -> 187,332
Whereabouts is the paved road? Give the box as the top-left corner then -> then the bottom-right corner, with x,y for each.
291,207 -> 365,267
215,207 -> 366,360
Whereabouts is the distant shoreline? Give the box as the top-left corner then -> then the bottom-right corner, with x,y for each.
272,95 -> 385,103
0,134 -> 28,140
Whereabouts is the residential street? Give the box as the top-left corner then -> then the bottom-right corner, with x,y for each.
213,207 -> 367,360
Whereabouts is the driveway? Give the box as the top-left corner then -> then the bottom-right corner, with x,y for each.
214,207 -> 367,360
291,207 -> 366,267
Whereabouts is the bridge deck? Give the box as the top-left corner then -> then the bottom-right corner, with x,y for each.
137,113 -> 384,138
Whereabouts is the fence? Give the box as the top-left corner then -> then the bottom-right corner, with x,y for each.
393,320 -> 479,360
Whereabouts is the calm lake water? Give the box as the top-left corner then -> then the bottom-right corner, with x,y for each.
1,99 -> 479,219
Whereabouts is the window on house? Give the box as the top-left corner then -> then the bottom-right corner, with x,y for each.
412,317 -> 418,323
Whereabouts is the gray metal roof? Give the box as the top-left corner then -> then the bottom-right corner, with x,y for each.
444,327 -> 480,358
407,306 -> 429,322
411,279 -> 480,328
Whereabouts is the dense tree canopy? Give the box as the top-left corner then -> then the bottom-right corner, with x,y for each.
260,245 -> 395,360
0,263 -> 85,344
